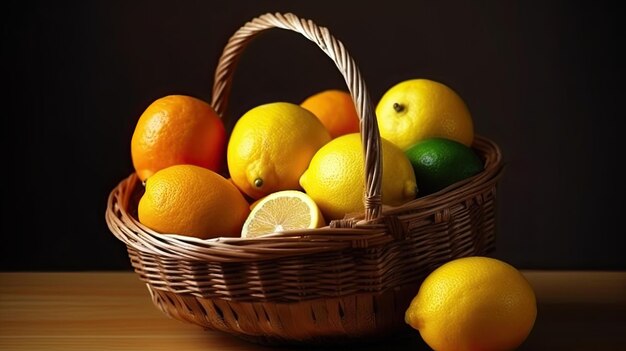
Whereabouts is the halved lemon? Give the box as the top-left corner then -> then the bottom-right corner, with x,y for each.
241,190 -> 325,238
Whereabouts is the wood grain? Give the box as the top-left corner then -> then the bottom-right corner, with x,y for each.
1,271 -> 625,350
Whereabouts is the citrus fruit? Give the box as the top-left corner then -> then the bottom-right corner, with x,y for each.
131,95 -> 226,182
299,133 -> 417,220
241,190 -> 325,238
300,89 -> 360,138
405,137 -> 483,195
137,164 -> 249,239
375,79 -> 474,150
227,102 -> 331,199
405,256 -> 537,351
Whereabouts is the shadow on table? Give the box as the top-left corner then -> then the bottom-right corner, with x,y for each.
232,331 -> 430,351
520,301 -> 626,350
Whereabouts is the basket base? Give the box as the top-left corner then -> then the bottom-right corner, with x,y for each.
147,284 -> 420,345
230,325 -> 415,346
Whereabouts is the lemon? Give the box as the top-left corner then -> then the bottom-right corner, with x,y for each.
227,102 -> 331,199
376,79 -> 474,150
299,133 -> 417,220
405,137 -> 484,195
138,165 -> 249,239
241,190 -> 325,238
405,256 -> 537,351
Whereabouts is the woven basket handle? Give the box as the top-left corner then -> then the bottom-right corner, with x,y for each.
211,12 -> 382,222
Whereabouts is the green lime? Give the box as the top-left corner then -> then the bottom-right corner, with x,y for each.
405,138 -> 483,195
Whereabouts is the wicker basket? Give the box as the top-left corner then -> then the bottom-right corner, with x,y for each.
106,12 -> 504,345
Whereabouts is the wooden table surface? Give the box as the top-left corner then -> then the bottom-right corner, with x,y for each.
1,271 -> 625,350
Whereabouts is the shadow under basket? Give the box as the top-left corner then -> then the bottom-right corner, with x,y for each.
105,12 -> 505,345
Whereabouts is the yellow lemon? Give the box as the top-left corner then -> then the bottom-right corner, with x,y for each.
376,79 -> 474,150
138,165 -> 249,239
299,133 -> 417,220
241,190 -> 325,238
227,102 -> 331,199
405,256 -> 537,351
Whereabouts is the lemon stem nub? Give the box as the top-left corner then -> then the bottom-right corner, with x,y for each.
254,178 -> 264,188
393,102 -> 405,113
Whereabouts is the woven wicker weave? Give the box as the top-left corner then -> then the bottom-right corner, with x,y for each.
106,12 -> 504,345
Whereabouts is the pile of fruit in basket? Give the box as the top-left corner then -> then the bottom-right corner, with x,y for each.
131,78 -> 483,240
129,78 -> 536,351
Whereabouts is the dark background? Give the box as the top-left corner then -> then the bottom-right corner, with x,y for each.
1,1 -> 624,270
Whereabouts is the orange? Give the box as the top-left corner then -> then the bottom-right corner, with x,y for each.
138,164 -> 249,239
300,89 -> 360,138
131,95 -> 226,182
405,256 -> 537,351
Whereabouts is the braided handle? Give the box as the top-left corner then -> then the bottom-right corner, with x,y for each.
211,12 -> 382,221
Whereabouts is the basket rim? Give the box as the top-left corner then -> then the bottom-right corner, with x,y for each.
105,135 -> 503,263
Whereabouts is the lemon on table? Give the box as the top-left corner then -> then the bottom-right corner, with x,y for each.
300,89 -> 360,138
299,133 -> 417,221
375,79 -> 474,150
227,102 -> 331,199
138,165 -> 249,239
405,137 -> 483,195
405,256 -> 537,351
241,190 -> 325,238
